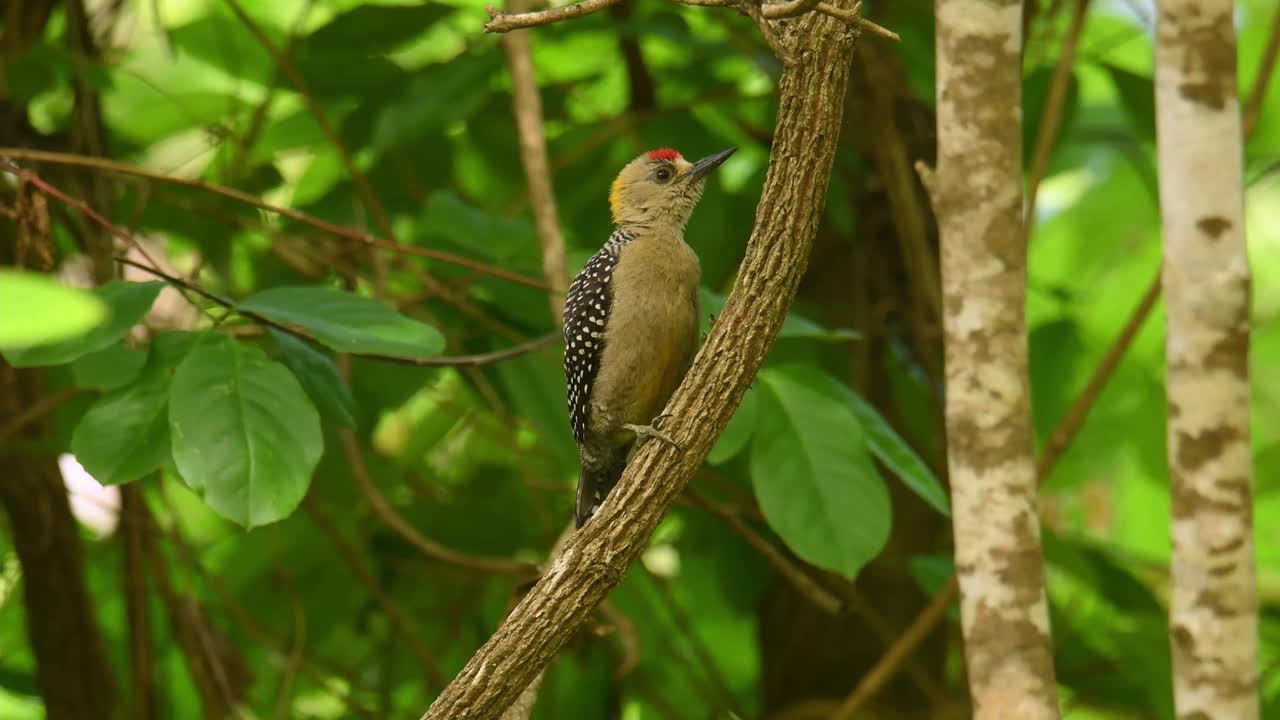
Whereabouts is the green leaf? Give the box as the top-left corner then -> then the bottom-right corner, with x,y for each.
371,53 -> 500,156
417,191 -> 534,262
750,366 -> 891,580
303,3 -> 452,54
169,335 -> 323,528
0,270 -> 107,349
270,330 -> 357,428
70,333 -> 197,486
238,286 -> 444,359
3,280 -> 163,367
707,387 -> 758,465
71,343 -> 149,391
828,381 -> 950,515
1102,64 -> 1156,141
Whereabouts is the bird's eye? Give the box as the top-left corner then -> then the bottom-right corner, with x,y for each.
654,167 -> 673,184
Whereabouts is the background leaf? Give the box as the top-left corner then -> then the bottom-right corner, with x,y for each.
750,366 -> 891,580
169,335 -> 323,528
70,334 -> 195,486
828,380 -> 950,515
270,329 -> 358,428
71,343 -> 149,391
2,280 -> 163,367
239,286 -> 444,359
0,270 -> 106,349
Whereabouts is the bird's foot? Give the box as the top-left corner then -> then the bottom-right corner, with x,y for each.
623,421 -> 681,451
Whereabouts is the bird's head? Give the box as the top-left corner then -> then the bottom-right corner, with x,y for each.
608,147 -> 736,228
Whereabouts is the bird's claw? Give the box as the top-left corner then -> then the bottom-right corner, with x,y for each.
623,422 -> 682,451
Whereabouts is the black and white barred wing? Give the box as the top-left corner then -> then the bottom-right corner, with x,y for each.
563,238 -> 623,445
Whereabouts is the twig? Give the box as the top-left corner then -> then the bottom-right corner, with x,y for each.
810,2 -> 899,41
272,603 -> 307,720
340,430 -> 540,576
1243,5 -> 1280,138
687,490 -> 843,615
1023,0 -> 1090,237
0,387 -> 80,445
303,499 -> 447,689
740,0 -> 794,65
500,0 -> 569,326
116,257 -> 560,369
483,0 -> 899,46
221,0 -> 394,246
1,159 -> 163,272
484,0 -> 622,32
161,515 -> 381,719
833,579 -> 956,719
146,516 -> 245,718
1036,271 -> 1160,479
0,149 -> 552,291
835,271 -> 1162,713
642,568 -> 746,718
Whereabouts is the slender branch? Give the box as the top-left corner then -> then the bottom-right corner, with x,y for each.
146,517 -> 244,717
483,0 -> 899,44
421,6 -> 860,716
833,579 -> 956,720
686,490 -> 843,615
116,257 -> 560,369
1036,271 -> 1160,479
484,0 -> 622,32
339,430 -> 541,576
837,272 -> 1161,712
643,569 -> 745,717
1,159 -> 163,271
501,0 -> 569,327
0,386 -> 79,445
161,514 -> 381,719
1243,4 -> 1280,139
1023,0 -> 1090,237
303,500 -> 447,689
221,0 -> 395,247
272,603 -> 307,720
0,149 -> 553,291
810,2 -> 899,41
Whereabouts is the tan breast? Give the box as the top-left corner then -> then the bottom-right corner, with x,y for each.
589,232 -> 701,443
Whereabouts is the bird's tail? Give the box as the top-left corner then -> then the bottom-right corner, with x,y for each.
575,454 -> 626,528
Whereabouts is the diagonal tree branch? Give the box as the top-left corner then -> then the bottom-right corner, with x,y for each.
420,7 -> 861,718
0,149 -> 553,291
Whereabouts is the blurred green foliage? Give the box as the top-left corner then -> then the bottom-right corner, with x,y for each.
1,0 -> 1279,718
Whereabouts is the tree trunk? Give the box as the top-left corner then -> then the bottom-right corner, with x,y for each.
1155,0 -> 1260,717
926,0 -> 1060,717
0,367 -> 120,720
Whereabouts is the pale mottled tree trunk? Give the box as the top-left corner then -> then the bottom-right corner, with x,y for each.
1155,1 -> 1260,717
925,0 -> 1060,717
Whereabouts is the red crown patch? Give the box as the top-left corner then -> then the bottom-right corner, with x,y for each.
646,148 -> 682,161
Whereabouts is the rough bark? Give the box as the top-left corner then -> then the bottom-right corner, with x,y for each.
420,8 -> 859,718
1154,1 -> 1260,717
926,0 -> 1060,717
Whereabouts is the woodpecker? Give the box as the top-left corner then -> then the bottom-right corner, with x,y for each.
564,146 -> 736,528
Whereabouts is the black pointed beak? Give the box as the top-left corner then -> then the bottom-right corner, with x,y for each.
683,147 -> 736,184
